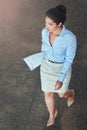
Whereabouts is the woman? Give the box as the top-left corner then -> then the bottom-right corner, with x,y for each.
40,5 -> 77,127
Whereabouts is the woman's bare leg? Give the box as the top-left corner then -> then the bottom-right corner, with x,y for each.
58,89 -> 75,107
44,92 -> 58,126
44,92 -> 55,119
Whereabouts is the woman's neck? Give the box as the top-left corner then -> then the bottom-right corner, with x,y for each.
51,26 -> 62,36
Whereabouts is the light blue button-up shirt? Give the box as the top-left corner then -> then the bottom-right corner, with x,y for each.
41,25 -> 77,82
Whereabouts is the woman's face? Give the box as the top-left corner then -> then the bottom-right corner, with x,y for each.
45,16 -> 59,33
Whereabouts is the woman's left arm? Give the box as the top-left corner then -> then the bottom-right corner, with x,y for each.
55,36 -> 77,89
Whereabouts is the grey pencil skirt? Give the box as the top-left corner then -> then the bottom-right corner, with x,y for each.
40,58 -> 72,93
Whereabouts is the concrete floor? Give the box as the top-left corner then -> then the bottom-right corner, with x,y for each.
0,0 -> 87,130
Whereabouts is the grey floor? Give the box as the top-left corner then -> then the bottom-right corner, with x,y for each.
0,0 -> 87,130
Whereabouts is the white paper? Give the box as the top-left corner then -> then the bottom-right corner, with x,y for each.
23,52 -> 44,71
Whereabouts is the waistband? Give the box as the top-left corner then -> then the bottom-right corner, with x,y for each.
43,57 -> 64,64
48,60 -> 64,64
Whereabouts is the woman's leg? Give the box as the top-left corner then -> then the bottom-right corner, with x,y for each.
44,92 -> 55,119
44,92 -> 58,126
58,89 -> 75,107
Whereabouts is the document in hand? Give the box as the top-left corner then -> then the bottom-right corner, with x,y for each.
23,52 -> 44,71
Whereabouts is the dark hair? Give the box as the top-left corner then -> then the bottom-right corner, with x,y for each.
45,4 -> 67,24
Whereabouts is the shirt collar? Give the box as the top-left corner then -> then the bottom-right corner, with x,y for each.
59,25 -> 66,37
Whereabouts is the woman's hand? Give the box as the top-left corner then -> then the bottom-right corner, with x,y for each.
55,80 -> 63,90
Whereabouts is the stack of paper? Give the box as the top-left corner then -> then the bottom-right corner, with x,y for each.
23,52 -> 44,71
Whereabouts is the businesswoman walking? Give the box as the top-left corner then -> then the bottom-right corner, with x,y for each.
40,4 -> 77,127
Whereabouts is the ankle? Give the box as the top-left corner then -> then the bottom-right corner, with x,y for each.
49,109 -> 57,119
68,90 -> 74,100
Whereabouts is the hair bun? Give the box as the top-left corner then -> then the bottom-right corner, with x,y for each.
56,4 -> 67,14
